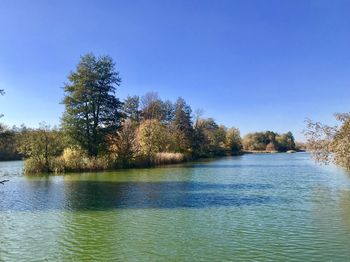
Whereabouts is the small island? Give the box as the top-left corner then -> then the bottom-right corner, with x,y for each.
0,54 -> 301,175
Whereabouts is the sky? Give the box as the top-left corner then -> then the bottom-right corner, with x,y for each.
1,0 -> 350,141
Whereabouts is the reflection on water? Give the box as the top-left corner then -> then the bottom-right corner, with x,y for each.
0,181 -> 279,211
2,153 -> 350,261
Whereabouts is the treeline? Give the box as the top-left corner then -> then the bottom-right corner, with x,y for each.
8,54 -> 247,174
0,125 -> 23,161
242,131 -> 296,152
0,54 -> 298,174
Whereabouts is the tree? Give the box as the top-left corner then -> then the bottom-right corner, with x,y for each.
136,119 -> 168,159
193,118 -> 226,156
304,115 -> 348,167
0,125 -> 21,161
123,95 -> 141,123
276,132 -> 295,151
242,131 -> 294,152
141,92 -> 162,120
62,53 -> 123,156
225,127 -> 242,154
172,97 -> 194,153
108,119 -> 136,167
139,92 -> 174,122
243,132 -> 268,151
17,123 -> 63,172
266,142 -> 277,152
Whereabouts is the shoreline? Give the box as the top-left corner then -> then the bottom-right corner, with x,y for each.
1,151 -> 306,176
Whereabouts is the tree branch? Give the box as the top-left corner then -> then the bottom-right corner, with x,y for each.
0,180 -> 9,184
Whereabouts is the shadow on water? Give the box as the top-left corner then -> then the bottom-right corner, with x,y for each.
187,164 -> 307,169
0,181 -> 281,211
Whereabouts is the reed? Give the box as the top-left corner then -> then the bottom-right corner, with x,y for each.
154,152 -> 185,165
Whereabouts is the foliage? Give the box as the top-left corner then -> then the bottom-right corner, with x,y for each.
172,97 -> 194,153
304,114 -> 350,168
140,92 -> 174,123
135,119 -> 168,160
17,123 -> 64,173
62,53 -> 123,157
225,128 -> 243,154
108,119 -> 137,167
7,54 -> 304,175
243,131 -> 295,152
276,132 -> 295,151
192,118 -> 242,157
266,142 -> 277,152
123,95 -> 141,123
61,147 -> 88,171
0,124 -> 22,160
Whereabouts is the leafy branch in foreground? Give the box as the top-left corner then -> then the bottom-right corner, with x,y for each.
304,113 -> 350,168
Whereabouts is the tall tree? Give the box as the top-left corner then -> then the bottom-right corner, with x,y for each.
62,53 -> 123,156
225,127 -> 242,154
172,97 -> 194,153
108,119 -> 137,167
123,95 -> 141,123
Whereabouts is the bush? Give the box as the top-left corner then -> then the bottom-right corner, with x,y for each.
85,155 -> 112,171
24,158 -> 47,174
24,157 -> 65,174
62,147 -> 88,171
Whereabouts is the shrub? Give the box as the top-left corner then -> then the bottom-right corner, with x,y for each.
85,155 -> 112,171
24,158 -> 47,174
62,147 -> 88,171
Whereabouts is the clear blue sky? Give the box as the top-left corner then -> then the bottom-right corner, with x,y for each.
1,0 -> 350,140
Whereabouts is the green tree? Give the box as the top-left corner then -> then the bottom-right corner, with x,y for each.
17,123 -> 63,172
172,97 -> 194,153
123,95 -> 141,123
276,132 -> 295,151
243,131 -> 279,151
62,53 -> 123,156
193,118 -> 226,156
0,125 -> 21,161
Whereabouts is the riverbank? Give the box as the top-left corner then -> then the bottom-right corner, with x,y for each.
16,150 -> 308,175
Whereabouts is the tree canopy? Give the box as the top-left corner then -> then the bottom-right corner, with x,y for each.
62,53 -> 123,156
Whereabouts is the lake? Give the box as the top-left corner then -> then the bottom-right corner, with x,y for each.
1,153 -> 350,261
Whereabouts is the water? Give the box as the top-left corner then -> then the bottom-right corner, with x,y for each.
1,153 -> 350,261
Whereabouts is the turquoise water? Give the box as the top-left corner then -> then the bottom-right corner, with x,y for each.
1,153 -> 350,261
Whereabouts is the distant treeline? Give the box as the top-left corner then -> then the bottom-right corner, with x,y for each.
242,131 -> 298,152
0,125 -> 22,161
0,54 -> 300,174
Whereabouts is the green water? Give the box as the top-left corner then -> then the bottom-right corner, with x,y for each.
1,153 -> 350,261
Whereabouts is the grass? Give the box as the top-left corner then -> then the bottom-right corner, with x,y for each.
154,152 -> 185,165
